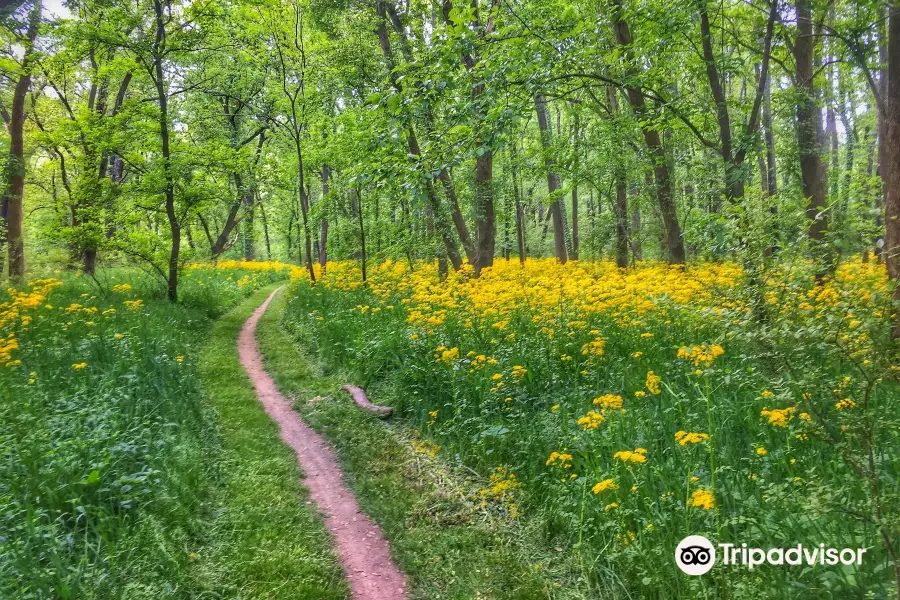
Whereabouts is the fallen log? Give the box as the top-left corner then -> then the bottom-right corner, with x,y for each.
341,384 -> 393,417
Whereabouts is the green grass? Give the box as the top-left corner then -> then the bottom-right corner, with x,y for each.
255,289 -> 592,600
193,284 -> 347,599
0,266 -> 343,599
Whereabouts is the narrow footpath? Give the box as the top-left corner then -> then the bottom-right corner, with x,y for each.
237,288 -> 408,600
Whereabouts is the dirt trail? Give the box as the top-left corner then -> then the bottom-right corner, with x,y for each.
238,288 -> 408,600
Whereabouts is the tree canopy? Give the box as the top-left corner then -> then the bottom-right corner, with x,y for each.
2,0 -> 899,316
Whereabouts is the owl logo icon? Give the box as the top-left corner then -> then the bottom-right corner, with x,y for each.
675,535 -> 716,575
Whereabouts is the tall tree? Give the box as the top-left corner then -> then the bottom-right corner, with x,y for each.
696,0 -> 777,204
886,1 -> 900,339
607,86 -> 629,268
1,0 -> 40,280
264,0 -> 317,282
442,0 -> 499,274
794,0 -> 829,255
610,0 -> 685,264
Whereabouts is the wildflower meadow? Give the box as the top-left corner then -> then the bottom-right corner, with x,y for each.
282,258 -> 900,598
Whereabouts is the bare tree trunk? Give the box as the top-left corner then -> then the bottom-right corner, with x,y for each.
757,145 -> 768,198
437,170 -> 475,263
408,128 -> 463,270
374,193 -> 381,254
210,194 -> 243,258
534,93 -> 568,264
588,188 -> 596,258
862,124 -> 876,263
473,146 -> 496,273
826,37 -> 840,205
286,208 -> 295,261
104,72 -> 132,243
614,168 -> 629,268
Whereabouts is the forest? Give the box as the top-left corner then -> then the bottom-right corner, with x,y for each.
2,0 -> 899,598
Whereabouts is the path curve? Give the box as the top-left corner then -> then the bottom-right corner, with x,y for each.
238,288 -> 408,600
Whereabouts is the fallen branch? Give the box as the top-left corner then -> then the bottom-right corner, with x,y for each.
341,384 -> 393,417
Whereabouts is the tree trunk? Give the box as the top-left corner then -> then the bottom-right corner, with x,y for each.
152,0 -> 180,302
795,0 -> 829,252
611,0 -> 685,264
440,0 -> 496,274
473,148 -> 495,274
698,0 -> 775,207
534,93 -> 568,264
607,87 -> 629,268
297,156 -> 316,282
877,8 -> 889,262
614,167 -> 629,269
107,153 -> 126,238
826,43 -> 839,204
104,72 -> 132,243
838,90 -> 856,252
320,163 -> 330,268
437,170 -> 475,263
511,148 -> 526,264
210,194 -> 243,257
571,112 -> 580,259
588,188 -> 596,258
242,193 -> 255,260
260,198 -> 272,259
407,127 -> 463,270
886,2 -> 900,340
356,187 -> 367,283
631,204 -> 643,262
286,209 -> 295,261
763,68 -> 778,196
2,0 -> 40,281
698,0 -> 734,203
503,182 -> 511,261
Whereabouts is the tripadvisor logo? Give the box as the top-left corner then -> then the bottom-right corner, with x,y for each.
675,535 -> 868,576
676,535 -> 716,575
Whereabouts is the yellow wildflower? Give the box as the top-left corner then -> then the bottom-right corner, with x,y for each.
687,489 -> 715,510
645,371 -> 662,395
577,410 -> 605,430
674,431 -> 709,446
592,479 -> 618,494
